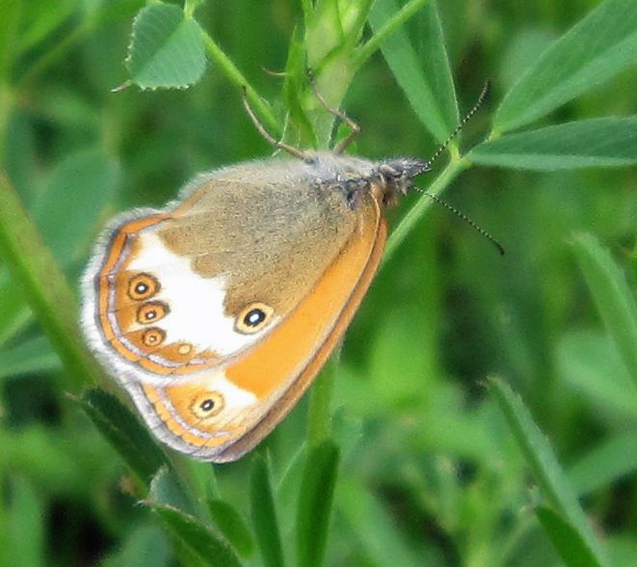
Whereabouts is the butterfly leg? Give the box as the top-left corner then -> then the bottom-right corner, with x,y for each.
307,69 -> 360,155
241,87 -> 311,162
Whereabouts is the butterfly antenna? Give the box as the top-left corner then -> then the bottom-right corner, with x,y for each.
420,190 -> 505,255
426,80 -> 491,167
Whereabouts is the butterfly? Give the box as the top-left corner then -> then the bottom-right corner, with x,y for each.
81,82 -> 490,462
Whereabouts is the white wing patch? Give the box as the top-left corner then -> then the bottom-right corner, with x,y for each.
127,231 -> 275,356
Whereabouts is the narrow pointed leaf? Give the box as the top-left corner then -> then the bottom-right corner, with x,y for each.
150,504 -> 242,567
78,388 -> 171,486
495,0 -> 637,132
250,455 -> 285,567
296,440 -> 339,567
127,3 -> 207,90
367,0 -> 458,142
572,233 -> 637,386
207,499 -> 255,558
470,118 -> 637,170
490,378 -> 610,567
535,506 -> 603,567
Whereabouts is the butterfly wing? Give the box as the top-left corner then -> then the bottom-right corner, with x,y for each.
82,160 -> 385,461
123,191 -> 386,461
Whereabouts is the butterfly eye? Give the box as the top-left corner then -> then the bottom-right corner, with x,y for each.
191,392 -> 225,420
137,301 -> 170,324
128,273 -> 160,300
235,302 -> 274,334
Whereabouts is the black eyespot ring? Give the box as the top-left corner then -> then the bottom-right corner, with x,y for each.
128,273 -> 160,301
137,301 -> 170,324
235,302 -> 274,334
190,392 -> 225,419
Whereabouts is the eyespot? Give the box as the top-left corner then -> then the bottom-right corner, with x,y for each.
128,273 -> 160,301
235,302 -> 274,334
190,391 -> 225,420
141,327 -> 165,347
137,301 -> 170,324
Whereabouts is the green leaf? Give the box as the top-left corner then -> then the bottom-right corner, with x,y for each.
572,233 -> 637,386
250,455 -> 285,567
207,499 -> 255,559
470,118 -> 637,170
490,378 -> 610,567
296,440 -> 339,567
367,0 -> 458,142
32,149 -> 120,264
558,331 -> 637,417
77,388 -> 171,486
568,432 -> 637,496
535,506 -> 603,567
150,504 -> 242,567
495,0 -> 637,132
127,3 -> 207,90
0,336 -> 61,379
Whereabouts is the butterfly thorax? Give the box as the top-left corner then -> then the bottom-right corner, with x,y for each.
303,152 -> 430,210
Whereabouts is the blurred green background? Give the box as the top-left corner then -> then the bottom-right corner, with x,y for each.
0,0 -> 635,566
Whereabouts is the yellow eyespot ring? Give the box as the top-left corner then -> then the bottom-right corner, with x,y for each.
128,273 -> 160,301
190,391 -> 225,420
235,302 -> 274,334
141,327 -> 165,347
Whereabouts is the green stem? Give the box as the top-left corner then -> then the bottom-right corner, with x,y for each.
383,157 -> 468,266
200,32 -> 281,137
307,357 -> 337,447
0,171 -> 105,390
353,0 -> 430,71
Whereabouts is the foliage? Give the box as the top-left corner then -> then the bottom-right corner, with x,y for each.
0,0 -> 635,566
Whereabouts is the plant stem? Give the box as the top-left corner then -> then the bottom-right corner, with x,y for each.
0,170 -> 106,390
200,32 -> 281,137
